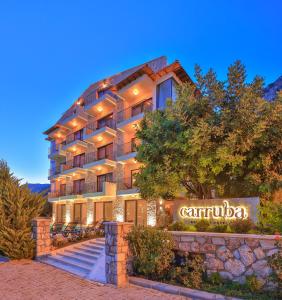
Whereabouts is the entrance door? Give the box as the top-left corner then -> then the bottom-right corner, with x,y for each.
125,200 -> 147,226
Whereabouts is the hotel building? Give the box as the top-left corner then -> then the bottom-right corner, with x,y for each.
44,56 -> 191,226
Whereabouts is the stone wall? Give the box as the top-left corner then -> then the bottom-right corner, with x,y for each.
171,231 -> 280,286
104,222 -> 133,287
32,217 -> 51,258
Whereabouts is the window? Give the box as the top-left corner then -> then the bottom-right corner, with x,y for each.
97,143 -> 113,160
131,98 -> 152,117
74,129 -> 83,141
94,201 -> 113,222
156,78 -> 177,109
97,172 -> 113,192
97,113 -> 114,129
125,200 -> 147,226
104,202 -> 113,221
59,184 -> 66,196
73,153 -> 85,168
74,203 -> 83,223
73,179 -> 85,194
60,204 -> 66,222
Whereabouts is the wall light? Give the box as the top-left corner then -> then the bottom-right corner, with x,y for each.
97,106 -> 103,112
97,136 -> 103,141
133,88 -> 139,96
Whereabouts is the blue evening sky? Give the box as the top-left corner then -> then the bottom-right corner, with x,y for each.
0,0 -> 281,183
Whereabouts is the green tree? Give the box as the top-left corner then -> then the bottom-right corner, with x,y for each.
0,160 -> 45,259
136,61 -> 282,200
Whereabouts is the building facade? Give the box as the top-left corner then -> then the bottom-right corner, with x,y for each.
44,56 -> 191,226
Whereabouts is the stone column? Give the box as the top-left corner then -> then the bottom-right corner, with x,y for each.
32,217 -> 51,258
105,222 -> 133,287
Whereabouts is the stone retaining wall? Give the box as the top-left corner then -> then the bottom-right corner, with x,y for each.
171,231 -> 281,286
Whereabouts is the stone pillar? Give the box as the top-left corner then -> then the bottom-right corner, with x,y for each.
105,222 -> 133,287
32,217 -> 51,258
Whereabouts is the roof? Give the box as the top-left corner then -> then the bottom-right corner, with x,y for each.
44,56 -> 192,135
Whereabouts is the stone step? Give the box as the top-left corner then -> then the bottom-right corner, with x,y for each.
47,255 -> 92,273
57,253 -> 97,267
88,240 -> 105,246
80,244 -> 104,251
64,249 -> 100,261
76,246 -> 104,255
42,256 -> 89,278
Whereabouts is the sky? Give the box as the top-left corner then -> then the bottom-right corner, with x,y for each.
0,0 -> 281,183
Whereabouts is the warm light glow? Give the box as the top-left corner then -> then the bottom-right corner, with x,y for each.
57,133 -> 61,138
133,88 -> 139,95
73,173 -> 76,176
116,214 -> 124,222
72,121 -> 77,127
147,215 -> 156,227
179,201 -> 248,220
101,82 -> 107,88
97,106 -> 103,112
72,147 -> 77,152
97,167 -> 102,171
159,199 -> 163,205
97,136 -> 103,141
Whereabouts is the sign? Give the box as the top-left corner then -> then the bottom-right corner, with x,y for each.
173,197 -> 259,222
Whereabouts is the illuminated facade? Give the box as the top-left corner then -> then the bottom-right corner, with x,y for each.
44,56 -> 191,226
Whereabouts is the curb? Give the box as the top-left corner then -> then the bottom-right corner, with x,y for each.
129,276 -> 241,300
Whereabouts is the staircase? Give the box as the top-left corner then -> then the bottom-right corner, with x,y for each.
39,238 -> 105,279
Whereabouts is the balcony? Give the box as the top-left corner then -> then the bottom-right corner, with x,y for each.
61,159 -> 87,176
117,177 -> 139,195
84,151 -> 116,170
60,106 -> 89,129
116,98 -> 153,130
48,187 -> 83,201
84,119 -> 116,144
48,143 -> 66,159
117,140 -> 140,162
48,166 -> 62,179
62,132 -> 88,152
84,90 -> 119,116
82,180 -> 116,199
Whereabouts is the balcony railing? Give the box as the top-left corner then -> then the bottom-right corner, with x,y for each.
85,150 -> 116,164
61,159 -> 84,171
65,132 -> 84,145
117,177 -> 138,190
49,166 -> 61,177
84,90 -> 121,107
48,186 -> 77,198
85,119 -> 116,135
60,106 -> 88,124
82,179 -> 115,194
117,98 -> 153,123
117,140 -> 140,156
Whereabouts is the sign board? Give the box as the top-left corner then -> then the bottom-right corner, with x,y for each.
173,197 -> 259,223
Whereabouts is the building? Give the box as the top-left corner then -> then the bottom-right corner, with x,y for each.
44,56 -> 191,226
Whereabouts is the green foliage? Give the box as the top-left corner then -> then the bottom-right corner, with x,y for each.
167,221 -> 196,232
136,61 -> 282,200
126,226 -> 175,279
258,199 -> 282,234
229,218 -> 254,233
268,245 -> 282,286
169,254 -> 205,289
208,223 -> 228,233
246,275 -> 264,292
208,272 -> 223,285
195,219 -> 210,232
0,160 -> 45,259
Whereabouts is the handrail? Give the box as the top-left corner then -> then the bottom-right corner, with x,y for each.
116,98 -> 153,123
85,118 -> 116,135
84,90 -> 121,107
85,150 -> 116,164
117,177 -> 138,190
117,140 -> 140,156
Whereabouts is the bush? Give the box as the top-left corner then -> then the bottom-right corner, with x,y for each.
208,272 -> 223,285
208,223 -> 228,233
229,219 -> 254,233
126,227 -> 174,280
258,200 -> 282,234
268,244 -> 282,286
246,275 -> 264,292
169,254 -> 205,289
195,219 -> 210,232
167,221 -> 196,232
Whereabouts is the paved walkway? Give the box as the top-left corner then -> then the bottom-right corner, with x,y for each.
0,260 -> 186,300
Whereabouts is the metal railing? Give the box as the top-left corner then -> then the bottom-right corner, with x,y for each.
85,119 -> 116,135
85,150 -> 116,164
61,159 -> 84,171
60,106 -> 88,124
82,179 -> 115,194
84,90 -> 121,107
117,177 -> 138,190
116,98 -> 153,123
117,140 -> 140,156
65,132 -> 84,145
49,166 -> 61,177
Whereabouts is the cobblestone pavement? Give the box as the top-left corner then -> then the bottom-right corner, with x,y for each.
0,260 -> 187,300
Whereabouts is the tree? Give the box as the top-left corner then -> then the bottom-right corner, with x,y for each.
0,160 -> 45,259
135,61 -> 282,200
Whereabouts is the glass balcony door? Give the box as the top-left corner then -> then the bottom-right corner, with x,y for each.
97,143 -> 113,160
73,179 -> 85,194
97,172 -> 113,192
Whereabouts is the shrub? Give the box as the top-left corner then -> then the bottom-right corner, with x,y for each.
208,272 -> 223,285
229,218 -> 254,233
169,254 -> 205,289
167,221 -> 196,232
195,219 -> 210,232
126,227 -> 174,280
258,200 -> 282,234
246,275 -> 264,292
208,223 -> 228,233
268,244 -> 282,285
